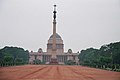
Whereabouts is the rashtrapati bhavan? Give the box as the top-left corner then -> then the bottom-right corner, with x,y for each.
29,5 -> 79,64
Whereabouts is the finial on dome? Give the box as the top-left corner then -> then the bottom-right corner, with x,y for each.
53,5 -> 57,20
54,5 -> 56,11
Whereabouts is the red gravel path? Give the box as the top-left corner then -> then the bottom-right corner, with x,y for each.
0,65 -> 120,80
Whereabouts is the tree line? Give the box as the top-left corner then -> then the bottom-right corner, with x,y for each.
78,41 -> 120,71
0,46 -> 29,67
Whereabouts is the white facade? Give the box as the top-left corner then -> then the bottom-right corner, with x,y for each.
29,34 -> 79,64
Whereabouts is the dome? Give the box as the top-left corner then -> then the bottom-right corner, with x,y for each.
38,48 -> 43,53
68,49 -> 72,54
49,33 -> 62,39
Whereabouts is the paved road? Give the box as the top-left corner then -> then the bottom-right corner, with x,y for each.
0,65 -> 120,80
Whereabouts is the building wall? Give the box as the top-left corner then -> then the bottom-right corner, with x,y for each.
29,33 -> 79,64
29,51 -> 79,64
47,38 -> 64,54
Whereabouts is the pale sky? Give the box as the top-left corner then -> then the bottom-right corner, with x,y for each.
0,0 -> 120,52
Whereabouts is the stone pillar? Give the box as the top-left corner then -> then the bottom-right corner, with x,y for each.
50,5 -> 58,64
52,19 -> 57,59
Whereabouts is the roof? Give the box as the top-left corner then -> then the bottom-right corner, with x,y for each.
29,52 -> 79,56
49,33 -> 62,39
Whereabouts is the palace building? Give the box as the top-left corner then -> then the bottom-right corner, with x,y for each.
29,5 -> 79,64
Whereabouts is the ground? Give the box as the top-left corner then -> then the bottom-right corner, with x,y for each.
0,65 -> 120,80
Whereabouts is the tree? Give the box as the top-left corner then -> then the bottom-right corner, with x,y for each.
65,60 -> 75,65
0,46 -> 29,66
78,41 -> 120,71
4,56 -> 13,62
33,59 -> 41,64
79,48 -> 99,65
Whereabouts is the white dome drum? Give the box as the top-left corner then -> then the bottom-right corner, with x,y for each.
47,33 -> 64,54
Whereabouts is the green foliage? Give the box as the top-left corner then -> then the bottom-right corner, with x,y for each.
41,61 -> 46,64
4,56 -> 13,62
109,42 -> 120,64
0,46 -> 29,66
15,58 -> 23,63
65,60 -> 75,65
79,48 -> 99,65
78,41 -> 120,71
15,58 -> 24,65
33,59 -> 41,64
99,56 -> 112,65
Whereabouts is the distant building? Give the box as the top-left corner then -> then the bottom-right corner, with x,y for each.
29,5 -> 79,64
